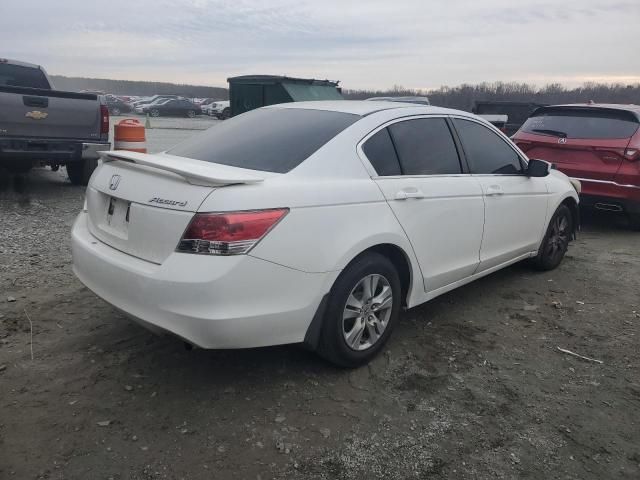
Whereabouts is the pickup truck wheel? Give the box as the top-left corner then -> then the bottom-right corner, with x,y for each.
67,158 -> 98,186
150,109 -> 160,117
222,108 -> 231,120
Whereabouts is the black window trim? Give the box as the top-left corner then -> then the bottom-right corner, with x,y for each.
448,115 -> 529,176
357,114 -> 470,179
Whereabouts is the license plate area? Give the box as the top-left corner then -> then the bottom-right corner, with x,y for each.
104,197 -> 131,239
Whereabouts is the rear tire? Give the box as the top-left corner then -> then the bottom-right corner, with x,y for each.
317,252 -> 401,368
532,204 -> 573,271
67,158 -> 98,186
222,108 -> 231,120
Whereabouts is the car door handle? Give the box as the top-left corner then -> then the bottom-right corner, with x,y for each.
485,185 -> 504,196
395,188 -> 425,200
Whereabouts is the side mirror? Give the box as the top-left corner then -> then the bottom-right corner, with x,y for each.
527,158 -> 552,177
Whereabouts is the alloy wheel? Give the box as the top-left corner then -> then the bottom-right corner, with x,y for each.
342,274 -> 393,351
545,212 -> 570,262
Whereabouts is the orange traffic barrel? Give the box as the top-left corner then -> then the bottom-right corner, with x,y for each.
114,118 -> 147,153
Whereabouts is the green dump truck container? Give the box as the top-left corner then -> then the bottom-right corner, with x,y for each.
227,75 -> 343,117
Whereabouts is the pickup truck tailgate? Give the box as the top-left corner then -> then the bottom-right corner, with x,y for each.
0,87 -> 102,140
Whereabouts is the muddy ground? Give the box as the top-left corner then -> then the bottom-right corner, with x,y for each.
1,167 -> 639,480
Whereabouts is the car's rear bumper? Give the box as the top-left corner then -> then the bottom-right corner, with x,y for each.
572,177 -> 640,215
71,212 -> 336,349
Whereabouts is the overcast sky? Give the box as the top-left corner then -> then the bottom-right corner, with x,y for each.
2,0 -> 639,90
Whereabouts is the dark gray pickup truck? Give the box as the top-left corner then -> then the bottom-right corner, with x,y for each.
0,58 -> 111,184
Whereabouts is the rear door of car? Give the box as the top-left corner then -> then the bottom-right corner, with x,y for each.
360,116 -> 485,292
513,107 -> 640,181
451,117 -> 549,271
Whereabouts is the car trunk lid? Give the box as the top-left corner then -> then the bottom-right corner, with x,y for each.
516,134 -> 633,181
86,151 -> 268,264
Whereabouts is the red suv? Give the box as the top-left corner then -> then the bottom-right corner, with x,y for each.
512,104 -> 640,229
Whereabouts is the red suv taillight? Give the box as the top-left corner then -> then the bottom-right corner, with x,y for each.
177,209 -> 289,255
100,105 -> 110,135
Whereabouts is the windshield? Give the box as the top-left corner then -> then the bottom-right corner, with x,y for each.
522,108 -> 639,139
0,63 -> 50,89
168,107 -> 359,173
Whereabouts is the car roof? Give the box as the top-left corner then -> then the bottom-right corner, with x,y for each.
268,100 -> 468,117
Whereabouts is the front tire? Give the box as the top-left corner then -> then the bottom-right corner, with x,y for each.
67,158 -> 97,186
186,110 -> 196,118
318,252 -> 401,368
221,108 -> 231,120
150,109 -> 160,117
532,204 -> 573,271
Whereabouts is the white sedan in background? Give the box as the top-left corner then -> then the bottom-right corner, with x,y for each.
71,101 -> 579,367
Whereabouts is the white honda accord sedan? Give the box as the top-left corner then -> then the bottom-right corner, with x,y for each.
71,101 -> 579,367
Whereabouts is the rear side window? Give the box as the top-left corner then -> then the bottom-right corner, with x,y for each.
454,119 -> 523,175
168,108 -> 358,173
388,118 -> 461,175
522,108 -> 640,139
362,128 -> 401,176
0,64 -> 50,89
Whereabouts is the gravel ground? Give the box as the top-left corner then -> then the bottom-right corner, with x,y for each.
1,127 -> 639,479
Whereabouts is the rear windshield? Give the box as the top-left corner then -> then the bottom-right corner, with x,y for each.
521,108 -> 639,139
168,108 -> 359,173
0,63 -> 50,89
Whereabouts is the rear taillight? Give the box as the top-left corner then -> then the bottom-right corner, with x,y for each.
177,209 -> 289,255
100,105 -> 109,135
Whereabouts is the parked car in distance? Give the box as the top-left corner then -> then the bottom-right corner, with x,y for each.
0,58 -> 110,184
205,100 -> 230,119
105,94 -> 132,115
473,101 -> 547,136
366,96 -> 431,106
138,98 -> 201,117
71,101 -> 579,367
131,95 -> 182,110
513,103 -> 640,229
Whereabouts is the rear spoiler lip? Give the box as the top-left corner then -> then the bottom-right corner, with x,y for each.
100,150 -> 266,187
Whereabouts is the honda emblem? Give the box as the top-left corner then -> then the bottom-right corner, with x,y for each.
109,174 -> 121,190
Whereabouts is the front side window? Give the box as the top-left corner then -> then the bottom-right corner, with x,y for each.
388,118 -> 462,175
454,119 -> 523,175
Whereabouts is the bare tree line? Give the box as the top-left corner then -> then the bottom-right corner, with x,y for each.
50,75 -> 229,99
49,75 -> 639,111
343,81 -> 640,111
